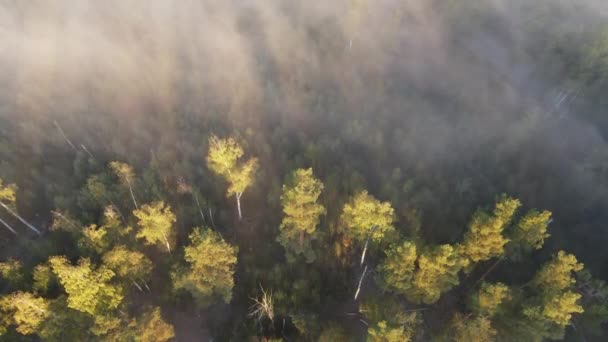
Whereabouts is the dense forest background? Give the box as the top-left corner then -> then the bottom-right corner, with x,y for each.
1,0 -> 608,340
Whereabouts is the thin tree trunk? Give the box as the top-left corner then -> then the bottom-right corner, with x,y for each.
0,202 -> 40,235
161,232 -> 171,254
360,237 -> 369,266
142,279 -> 151,292
209,208 -> 216,229
236,193 -> 242,221
354,265 -> 368,300
0,216 -> 17,235
193,193 -> 205,223
53,120 -> 77,152
132,280 -> 143,292
126,179 -> 138,209
80,144 -> 94,158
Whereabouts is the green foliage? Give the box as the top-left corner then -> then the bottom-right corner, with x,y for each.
37,297 -> 92,342
378,240 -> 417,294
449,313 -> 496,342
0,178 -> 17,207
102,245 -> 153,287
340,190 -> 395,242
0,259 -> 25,290
469,282 -> 511,317
461,196 -> 520,263
134,201 -> 176,253
32,264 -> 54,295
207,135 -> 258,197
48,256 -> 123,316
0,292 -> 49,335
533,251 -> 584,291
319,323 -> 350,342
407,244 -> 466,304
135,307 -> 175,342
173,227 -> 238,307
367,320 -> 411,342
278,168 -> 326,263
510,209 -> 551,253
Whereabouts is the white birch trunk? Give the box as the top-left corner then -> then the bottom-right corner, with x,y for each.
236,193 -> 242,221
0,216 -> 17,235
126,179 -> 138,209
354,265 -> 368,300
0,202 -> 40,235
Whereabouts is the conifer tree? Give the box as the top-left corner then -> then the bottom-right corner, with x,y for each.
460,195 -> 520,263
173,227 -> 238,307
278,168 -> 326,263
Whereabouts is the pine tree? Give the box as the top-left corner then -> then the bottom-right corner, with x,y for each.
460,196 -> 520,263
408,244 -> 466,304
378,240 -> 417,294
533,251 -> 584,291
173,228 -> 238,307
278,168 -> 326,263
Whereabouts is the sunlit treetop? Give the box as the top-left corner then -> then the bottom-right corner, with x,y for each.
206,135 -> 244,177
340,190 -> 395,242
449,313 -> 496,342
133,201 -> 176,253
461,195 -> 520,263
378,240 -> 417,294
134,307 -> 175,342
512,209 -> 551,252
0,178 -> 17,206
49,256 -> 123,316
469,282 -> 511,317
0,292 -> 50,335
533,251 -> 584,291
102,246 -> 153,284
541,291 -> 584,326
226,158 -> 259,197
173,228 -> 238,307
109,161 -> 136,185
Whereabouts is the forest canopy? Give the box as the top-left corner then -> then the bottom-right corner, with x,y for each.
1,0 -> 608,341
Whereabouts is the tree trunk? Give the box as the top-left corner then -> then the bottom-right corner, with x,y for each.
209,208 -> 216,229
354,265 -> 368,300
193,193 -> 205,223
0,201 -> 41,235
161,232 -> 171,254
236,193 -> 242,221
126,179 -> 138,209
0,216 -> 17,235
360,237 -> 370,266
132,280 -> 143,292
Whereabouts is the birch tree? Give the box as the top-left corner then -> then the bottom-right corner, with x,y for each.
340,191 -> 395,265
109,161 -> 138,209
278,168 -> 326,263
133,202 -> 176,253
0,292 -> 49,335
206,135 -> 258,220
102,246 -> 153,292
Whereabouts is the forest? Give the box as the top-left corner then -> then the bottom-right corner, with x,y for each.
1,0 -> 608,341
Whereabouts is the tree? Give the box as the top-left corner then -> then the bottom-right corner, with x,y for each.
367,320 -> 412,342
206,135 -> 258,220
449,313 -> 496,342
109,161 -> 139,209
408,244 -> 466,304
134,201 -> 176,253
277,168 -> 326,263
340,190 -> 395,265
102,246 -> 153,292
135,307 -> 175,342
33,264 -> 54,295
173,227 -> 238,307
378,240 -> 417,294
0,259 -> 25,291
532,251 -> 584,291
0,178 -> 40,235
508,209 -> 551,259
0,292 -> 49,335
469,282 -> 511,317
48,256 -> 123,316
460,196 -> 520,263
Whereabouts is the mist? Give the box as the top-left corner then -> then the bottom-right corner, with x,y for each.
1,0 -> 608,339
